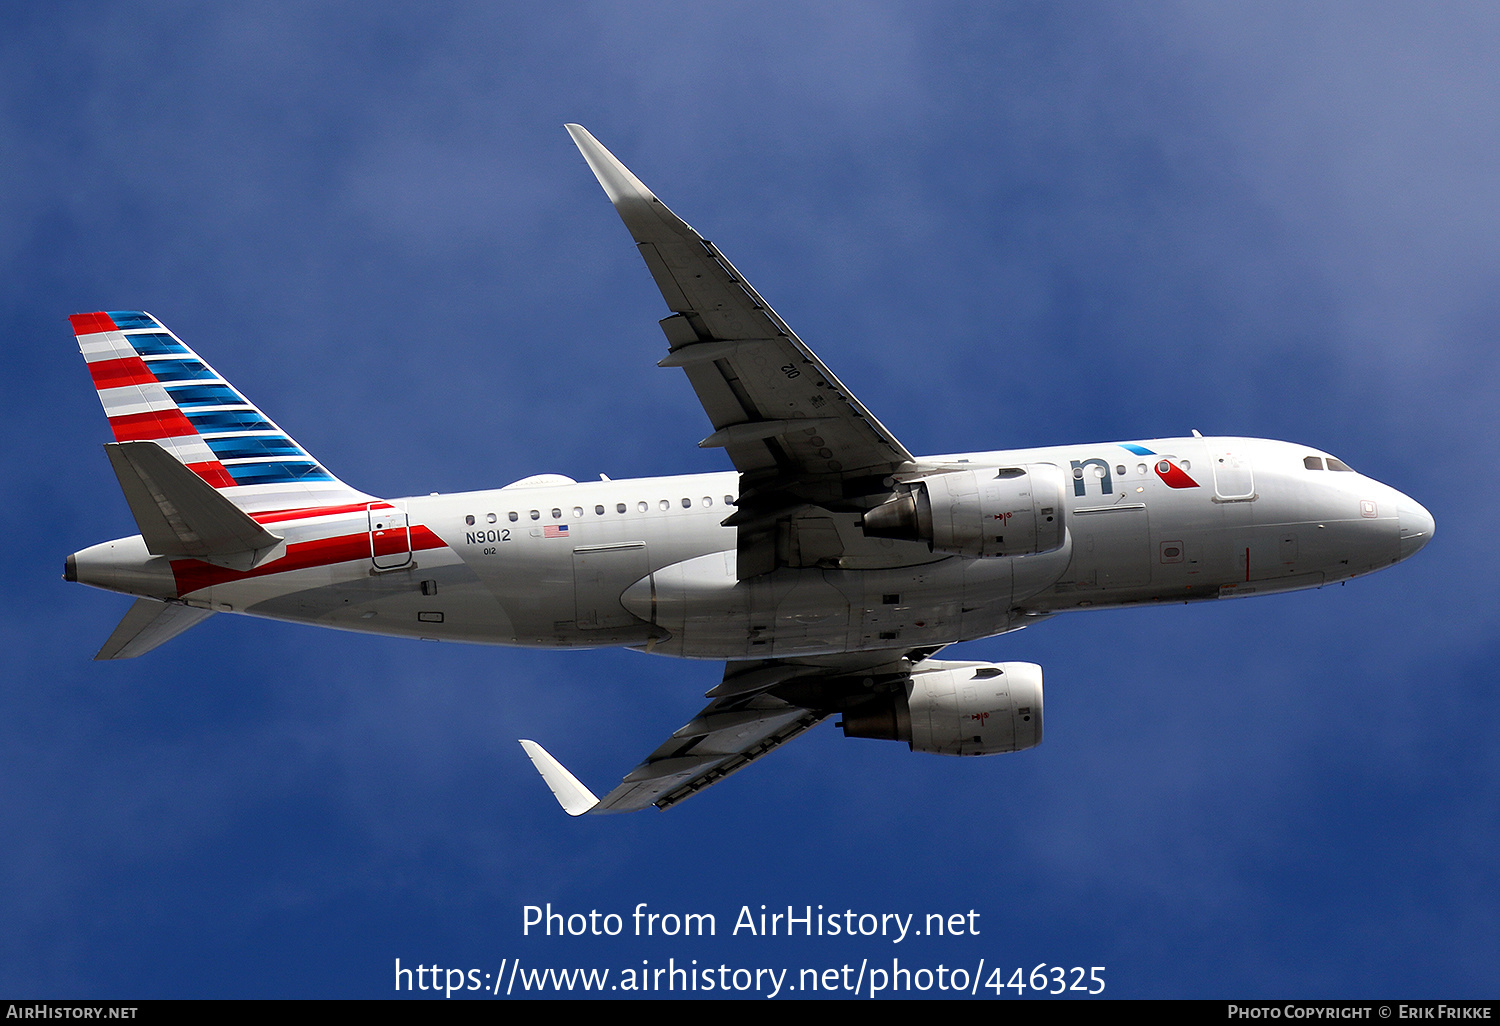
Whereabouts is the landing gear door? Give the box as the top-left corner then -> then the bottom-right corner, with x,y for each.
369,504 -> 412,570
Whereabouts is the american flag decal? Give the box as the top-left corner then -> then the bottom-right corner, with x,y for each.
543,524 -> 569,538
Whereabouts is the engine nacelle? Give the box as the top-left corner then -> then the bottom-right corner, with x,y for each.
841,660 -> 1043,756
861,465 -> 1066,558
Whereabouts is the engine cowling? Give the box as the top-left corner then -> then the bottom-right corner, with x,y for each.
861,465 -> 1066,558
841,660 -> 1043,755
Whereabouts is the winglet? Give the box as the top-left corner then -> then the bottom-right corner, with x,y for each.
564,124 -> 697,241
518,740 -> 600,817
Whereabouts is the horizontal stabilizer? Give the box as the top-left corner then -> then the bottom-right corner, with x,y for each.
95,598 -> 215,660
105,440 -> 285,571
518,740 -> 600,816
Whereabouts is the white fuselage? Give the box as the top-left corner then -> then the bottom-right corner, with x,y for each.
69,435 -> 1433,661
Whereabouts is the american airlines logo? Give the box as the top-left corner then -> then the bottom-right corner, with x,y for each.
1071,453 -> 1201,495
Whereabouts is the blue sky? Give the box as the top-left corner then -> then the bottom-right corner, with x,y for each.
3,2 -> 1496,999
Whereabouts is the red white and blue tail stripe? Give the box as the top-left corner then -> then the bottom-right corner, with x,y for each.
72,311 -> 371,513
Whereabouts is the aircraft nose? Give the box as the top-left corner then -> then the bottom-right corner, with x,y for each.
1396,495 -> 1435,560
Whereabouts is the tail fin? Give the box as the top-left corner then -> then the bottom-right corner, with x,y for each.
71,311 -> 370,513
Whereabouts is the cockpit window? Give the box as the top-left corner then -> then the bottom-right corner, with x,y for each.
1304,456 -> 1324,470
1326,457 -> 1354,472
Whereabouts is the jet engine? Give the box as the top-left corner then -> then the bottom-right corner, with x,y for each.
840,660 -> 1043,755
861,465 -> 1066,558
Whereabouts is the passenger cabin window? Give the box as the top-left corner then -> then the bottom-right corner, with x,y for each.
530,510 -> 540,520
681,497 -> 691,508
1304,456 -> 1324,470
551,508 -> 562,519
509,511 -> 518,522
616,503 -> 626,514
595,505 -> 605,515
486,513 -> 496,523
465,515 -> 475,526
637,501 -> 648,513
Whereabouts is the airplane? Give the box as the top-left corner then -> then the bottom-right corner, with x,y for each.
64,124 -> 1435,815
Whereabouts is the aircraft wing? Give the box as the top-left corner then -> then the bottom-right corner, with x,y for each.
521,649 -> 928,814
567,126 -> 915,576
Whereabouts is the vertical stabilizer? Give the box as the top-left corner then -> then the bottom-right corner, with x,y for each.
71,311 -> 371,513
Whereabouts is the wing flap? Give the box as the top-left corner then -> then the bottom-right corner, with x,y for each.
519,651 -> 932,815
593,703 -> 826,813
